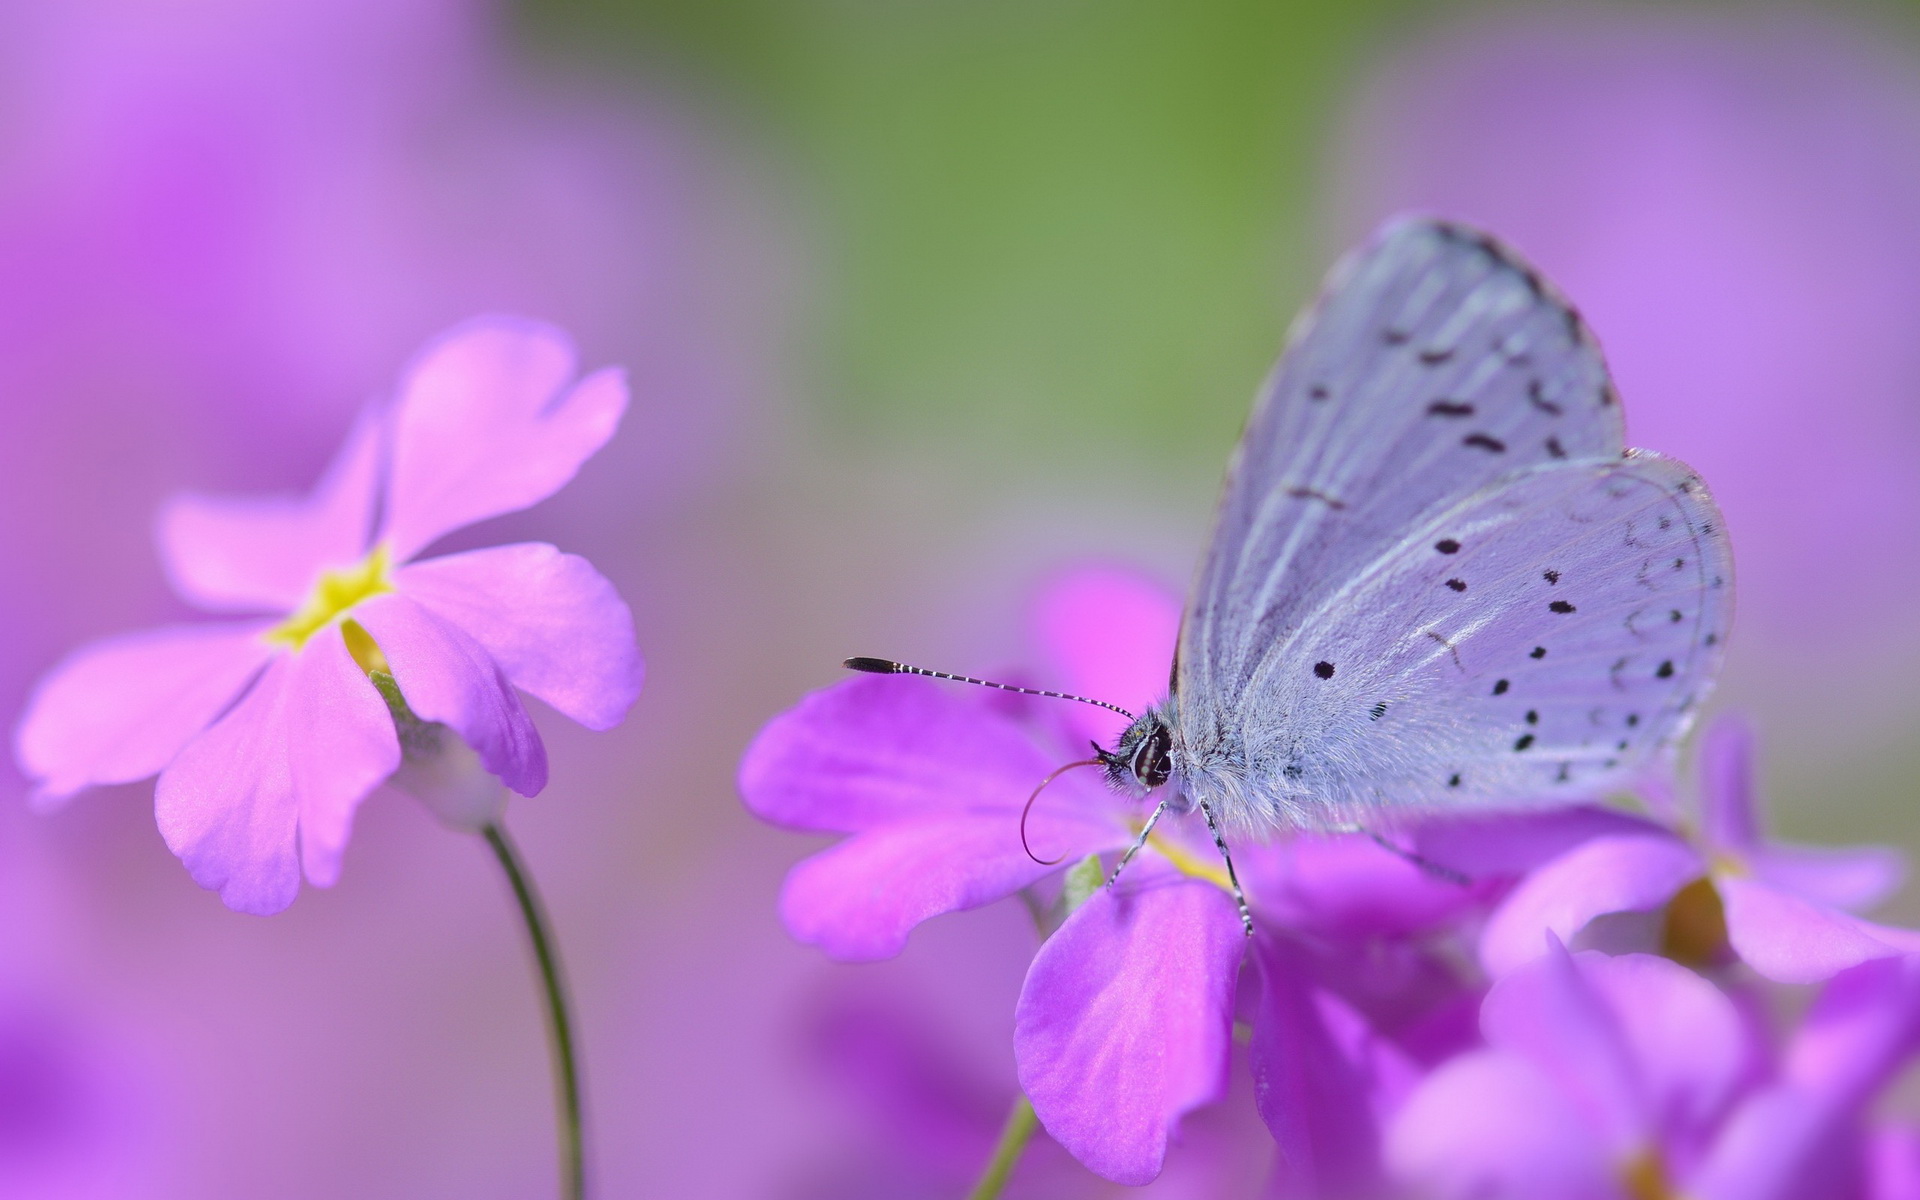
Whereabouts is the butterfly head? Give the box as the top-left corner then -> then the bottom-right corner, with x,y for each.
1101,709 -> 1174,793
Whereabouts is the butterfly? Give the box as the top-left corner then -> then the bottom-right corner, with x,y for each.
852,217 -> 1733,931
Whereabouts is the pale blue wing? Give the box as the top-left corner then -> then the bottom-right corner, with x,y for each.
1178,219 -> 1624,724
1183,453 -> 1733,830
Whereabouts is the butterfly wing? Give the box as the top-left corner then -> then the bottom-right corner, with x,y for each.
1185,452 -> 1732,829
1178,219 -> 1624,727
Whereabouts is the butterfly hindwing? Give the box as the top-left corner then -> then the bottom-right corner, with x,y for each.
1205,453 -> 1732,828
1179,220 -> 1624,722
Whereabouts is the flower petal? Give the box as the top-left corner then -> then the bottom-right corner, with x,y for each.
379,318 -> 626,561
1411,804 -> 1668,878
779,814 -> 1116,961
1386,1051 -> 1617,1200
1249,832 -> 1487,939
1697,959 -> 1920,1200
15,622 -> 274,808
289,630 -> 402,888
1689,1086 -> 1858,1200
1870,1126 -> 1920,1200
1479,833 -> 1704,977
156,405 -> 383,613
1029,565 -> 1181,748
352,594 -> 546,796
397,543 -> 641,730
1252,938 -> 1418,1196
740,674 -> 1117,835
1015,872 -> 1244,1185
1701,714 -> 1760,850
153,656 -> 300,915
1720,875 -> 1914,985
1480,946 -> 1649,1156
1746,842 -> 1907,913
1581,951 -> 1749,1150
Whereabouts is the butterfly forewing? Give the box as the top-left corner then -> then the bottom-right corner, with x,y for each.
1179,220 -> 1624,722
1203,453 -> 1732,828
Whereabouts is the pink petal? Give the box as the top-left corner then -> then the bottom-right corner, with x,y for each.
1580,951 -> 1749,1150
1786,957 -> 1920,1103
1252,939 -> 1419,1195
379,318 -> 626,561
151,635 -> 401,913
1870,1126 -> 1920,1200
779,813 -> 1118,961
1480,946 -> 1649,1157
1015,873 -> 1244,1185
156,405 -> 383,613
1720,875 -> 1913,985
15,622 -> 274,808
739,674 -> 1118,836
1029,565 -> 1181,748
352,593 -> 546,796
397,543 -> 641,730
1479,833 -> 1704,977
1411,804 -> 1669,877
1701,714 -> 1760,850
153,656 -> 300,915
1250,832 -> 1485,939
1386,1051 -> 1617,1200
1747,843 -> 1907,913
1688,1086 -> 1858,1200
289,630 -> 402,888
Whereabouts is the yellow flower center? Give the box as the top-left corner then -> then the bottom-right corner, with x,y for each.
266,544 -> 395,665
1145,827 -> 1235,892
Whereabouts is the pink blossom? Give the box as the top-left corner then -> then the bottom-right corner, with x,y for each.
1481,716 -> 1918,984
14,317 -> 642,914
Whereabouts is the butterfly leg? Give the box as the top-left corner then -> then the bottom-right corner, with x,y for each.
1198,800 -> 1255,937
1334,824 -> 1473,887
1106,798 -> 1171,888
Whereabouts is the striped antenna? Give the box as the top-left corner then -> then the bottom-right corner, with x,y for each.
843,657 -> 1136,720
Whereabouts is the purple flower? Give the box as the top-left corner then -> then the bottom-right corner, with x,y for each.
13,317 -> 642,914
743,566 -> 1246,1182
1481,716 -> 1916,983
743,565 -> 1645,1185
1386,941 -> 1753,1199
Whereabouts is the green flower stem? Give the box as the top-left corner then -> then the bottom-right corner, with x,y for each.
484,822 -> 585,1200
966,1094 -> 1039,1200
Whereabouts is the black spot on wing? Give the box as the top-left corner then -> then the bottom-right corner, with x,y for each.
1492,679 -> 1509,695
1546,436 -> 1567,459
1428,401 -> 1475,418
1434,539 -> 1461,555
1463,433 -> 1507,454
1445,578 -> 1467,593
1419,347 -> 1455,366
1549,600 -> 1576,614
1314,661 -> 1335,680
1527,379 -> 1563,416
1530,646 -> 1547,659
1543,570 -> 1560,585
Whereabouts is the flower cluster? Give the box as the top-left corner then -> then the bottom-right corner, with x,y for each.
743,565 -> 1920,1197
14,317 -> 643,915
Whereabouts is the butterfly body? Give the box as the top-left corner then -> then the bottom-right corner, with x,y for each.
1097,219 -> 1733,836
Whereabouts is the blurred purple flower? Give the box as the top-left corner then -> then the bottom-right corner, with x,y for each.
1387,942 -> 1753,1200
1481,715 -> 1917,983
1332,9 -> 1920,662
14,317 -> 642,914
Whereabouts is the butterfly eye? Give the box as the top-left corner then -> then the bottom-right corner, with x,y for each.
1131,725 -> 1173,788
